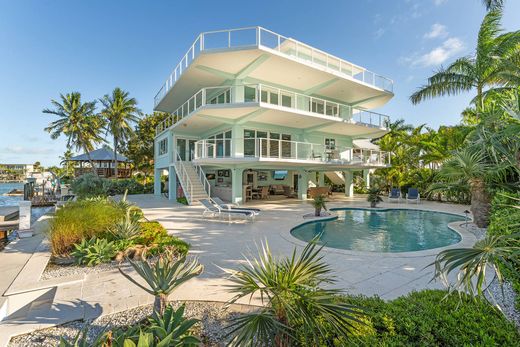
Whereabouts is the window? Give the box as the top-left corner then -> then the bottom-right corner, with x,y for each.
206,129 -> 232,158
325,138 -> 336,150
244,86 -> 256,102
158,138 -> 168,155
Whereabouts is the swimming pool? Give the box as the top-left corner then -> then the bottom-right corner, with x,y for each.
291,208 -> 463,253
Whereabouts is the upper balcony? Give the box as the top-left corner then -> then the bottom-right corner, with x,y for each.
155,83 -> 390,139
154,27 -> 394,112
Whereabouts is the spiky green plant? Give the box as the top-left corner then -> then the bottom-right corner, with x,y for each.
367,187 -> 383,208
431,234 -> 520,299
148,304 -> 200,345
71,237 -> 116,266
311,194 -> 328,217
119,251 -> 203,315
225,240 -> 364,346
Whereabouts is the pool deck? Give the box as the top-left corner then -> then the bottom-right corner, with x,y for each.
0,194 -> 477,345
134,193 -> 476,298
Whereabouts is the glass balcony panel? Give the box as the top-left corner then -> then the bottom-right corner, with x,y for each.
279,36 -> 296,55
259,29 -> 279,50
296,43 -> 313,63
312,51 -> 327,68
230,28 -> 256,47
281,93 -> 292,107
244,86 -> 257,102
328,56 -> 341,72
260,90 -> 268,103
203,31 -> 229,50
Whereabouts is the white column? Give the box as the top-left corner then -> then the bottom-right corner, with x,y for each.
297,170 -> 309,200
231,124 -> 243,158
154,169 -> 162,196
168,168 -> 177,201
231,168 -> 244,204
343,170 -> 354,197
318,172 -> 325,186
363,169 -> 371,189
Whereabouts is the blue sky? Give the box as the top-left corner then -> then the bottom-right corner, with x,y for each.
0,0 -> 519,166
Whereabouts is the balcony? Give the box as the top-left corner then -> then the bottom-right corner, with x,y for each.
154,27 -> 393,109
155,84 -> 390,136
193,138 -> 390,168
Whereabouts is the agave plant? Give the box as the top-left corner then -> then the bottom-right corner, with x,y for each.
119,251 -> 203,315
431,234 -> 520,299
225,240 -> 363,346
110,209 -> 141,240
367,187 -> 383,208
148,304 -> 200,345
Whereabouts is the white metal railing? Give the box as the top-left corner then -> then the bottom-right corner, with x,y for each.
155,83 -> 390,135
194,163 -> 211,198
154,26 -> 393,107
194,138 -> 391,166
174,151 -> 194,205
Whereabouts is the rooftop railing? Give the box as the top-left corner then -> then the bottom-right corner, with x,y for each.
155,83 -> 390,136
154,27 -> 393,108
194,138 -> 391,166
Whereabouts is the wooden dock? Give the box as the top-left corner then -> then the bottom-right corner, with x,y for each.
0,207 -> 18,222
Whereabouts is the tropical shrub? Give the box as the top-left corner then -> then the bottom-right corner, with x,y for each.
48,199 -> 124,255
119,251 -> 203,315
71,173 -> 110,199
71,237 -> 117,266
226,241 -> 362,346
311,194 -> 328,216
148,304 -> 200,345
110,210 -> 142,240
137,221 -> 169,244
367,187 -> 383,208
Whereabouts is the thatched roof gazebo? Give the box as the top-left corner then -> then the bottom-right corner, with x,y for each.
70,148 -> 132,178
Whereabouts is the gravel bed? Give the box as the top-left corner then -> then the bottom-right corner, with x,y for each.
9,301 -> 246,347
40,261 -> 124,281
457,222 -> 487,240
485,278 -> 520,328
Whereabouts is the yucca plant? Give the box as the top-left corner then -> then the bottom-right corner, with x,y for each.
119,251 -> 203,315
148,304 -> 200,345
431,234 -> 520,300
311,194 -> 328,217
110,209 -> 141,240
367,187 -> 383,208
225,240 -> 364,346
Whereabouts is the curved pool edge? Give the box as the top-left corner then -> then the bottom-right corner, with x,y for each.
281,207 -> 477,258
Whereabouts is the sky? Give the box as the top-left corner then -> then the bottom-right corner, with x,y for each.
0,0 -> 519,166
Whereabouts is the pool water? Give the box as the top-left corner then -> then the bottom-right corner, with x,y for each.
291,209 -> 463,253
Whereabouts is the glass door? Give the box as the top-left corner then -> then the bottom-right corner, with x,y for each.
188,140 -> 196,161
176,139 -> 186,161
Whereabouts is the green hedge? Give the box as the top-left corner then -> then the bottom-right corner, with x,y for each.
71,173 -> 153,198
487,191 -> 520,307
296,290 -> 519,346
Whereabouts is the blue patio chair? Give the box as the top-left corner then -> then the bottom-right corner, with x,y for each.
388,188 -> 401,202
406,188 -> 420,204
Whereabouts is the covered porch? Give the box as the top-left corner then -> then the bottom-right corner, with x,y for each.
69,148 -> 132,179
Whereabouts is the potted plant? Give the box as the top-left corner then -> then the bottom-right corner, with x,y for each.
312,194 -> 328,217
367,187 -> 383,208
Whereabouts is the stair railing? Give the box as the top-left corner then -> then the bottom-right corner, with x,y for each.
194,163 -> 211,198
174,151 -> 194,204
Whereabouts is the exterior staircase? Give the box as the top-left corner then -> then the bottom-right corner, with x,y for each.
173,155 -> 210,205
325,171 -> 345,185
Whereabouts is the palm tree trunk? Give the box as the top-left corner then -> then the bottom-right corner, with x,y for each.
469,178 -> 491,228
113,136 -> 118,179
85,147 -> 98,176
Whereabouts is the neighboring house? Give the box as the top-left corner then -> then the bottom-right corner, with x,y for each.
153,27 -> 393,205
0,164 -> 34,182
69,148 -> 132,179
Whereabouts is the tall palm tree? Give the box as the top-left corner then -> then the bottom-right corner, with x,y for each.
410,9 -> 520,117
100,88 -> 141,178
44,92 -> 105,174
436,149 -> 491,227
482,0 -> 504,10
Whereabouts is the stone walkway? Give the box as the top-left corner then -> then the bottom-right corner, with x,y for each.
0,194 -> 477,346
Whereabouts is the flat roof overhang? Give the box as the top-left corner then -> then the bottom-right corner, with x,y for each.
154,47 -> 393,113
194,157 -> 389,170
167,103 -> 389,139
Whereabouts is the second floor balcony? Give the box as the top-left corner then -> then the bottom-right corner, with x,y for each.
193,138 -> 390,168
155,83 -> 390,137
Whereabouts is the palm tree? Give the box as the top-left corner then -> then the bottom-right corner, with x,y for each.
100,88 -> 141,178
436,149 -> 491,227
44,92 -> 105,174
482,0 -> 504,10
226,240 -> 362,346
410,9 -> 520,117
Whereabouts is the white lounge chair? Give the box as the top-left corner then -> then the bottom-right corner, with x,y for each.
388,188 -> 401,203
200,199 -> 255,220
212,197 -> 261,215
406,188 -> 420,204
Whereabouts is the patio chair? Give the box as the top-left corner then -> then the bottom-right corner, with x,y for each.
252,186 -> 269,200
406,188 -> 420,204
200,199 -> 255,219
388,188 -> 401,203
212,197 -> 261,214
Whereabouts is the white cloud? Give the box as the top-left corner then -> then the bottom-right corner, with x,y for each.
408,37 -> 465,67
374,28 -> 385,39
424,23 -> 448,39
1,146 -> 55,155
434,0 -> 448,5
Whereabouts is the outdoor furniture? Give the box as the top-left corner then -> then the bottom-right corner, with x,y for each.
269,184 -> 286,195
310,150 -> 322,160
388,188 -> 401,203
283,185 -> 297,198
212,197 -> 261,214
252,186 -> 269,200
406,188 -> 420,204
200,199 -> 255,219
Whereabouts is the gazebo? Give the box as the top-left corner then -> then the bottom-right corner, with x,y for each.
70,148 -> 132,178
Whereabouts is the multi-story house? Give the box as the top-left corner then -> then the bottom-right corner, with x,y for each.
153,27 -> 393,205
0,164 -> 34,182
